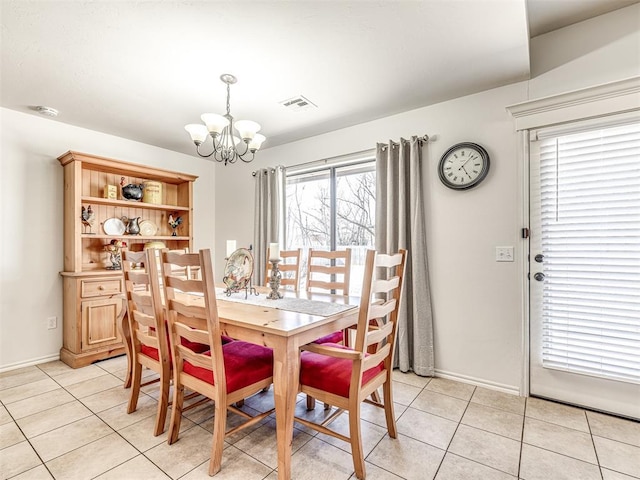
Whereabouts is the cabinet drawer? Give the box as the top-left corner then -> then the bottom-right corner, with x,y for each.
81,279 -> 122,298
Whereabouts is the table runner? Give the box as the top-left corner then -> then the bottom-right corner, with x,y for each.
214,288 -> 357,317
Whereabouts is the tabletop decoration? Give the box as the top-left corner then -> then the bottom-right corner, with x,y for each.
168,214 -> 182,236
267,243 -> 283,300
223,247 -> 258,299
104,239 -> 126,270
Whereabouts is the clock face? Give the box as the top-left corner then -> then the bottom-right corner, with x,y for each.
438,142 -> 490,190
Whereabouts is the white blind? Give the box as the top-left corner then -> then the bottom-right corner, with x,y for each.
537,121 -> 640,384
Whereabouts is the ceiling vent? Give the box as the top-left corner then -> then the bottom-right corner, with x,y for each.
279,95 -> 317,112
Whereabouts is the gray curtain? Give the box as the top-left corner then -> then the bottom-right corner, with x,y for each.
376,136 -> 434,376
253,166 -> 285,285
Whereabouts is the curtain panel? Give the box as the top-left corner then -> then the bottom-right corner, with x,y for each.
253,166 -> 285,285
376,136 -> 434,376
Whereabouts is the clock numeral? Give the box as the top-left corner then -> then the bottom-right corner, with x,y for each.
447,172 -> 453,177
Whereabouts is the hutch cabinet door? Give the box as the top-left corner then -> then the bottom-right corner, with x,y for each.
81,297 -> 125,351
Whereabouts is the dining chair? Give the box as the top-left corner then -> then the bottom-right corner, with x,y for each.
160,248 -> 274,476
121,248 -> 171,436
295,248 -> 407,480
264,247 -> 302,291
304,247 -> 353,409
306,247 -> 352,344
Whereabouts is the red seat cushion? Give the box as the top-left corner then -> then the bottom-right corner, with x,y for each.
140,344 -> 162,362
182,341 -> 273,394
312,330 -> 344,344
299,343 -> 384,398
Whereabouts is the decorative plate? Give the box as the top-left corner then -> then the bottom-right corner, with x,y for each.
139,219 -> 159,236
223,248 -> 254,291
103,217 -> 126,235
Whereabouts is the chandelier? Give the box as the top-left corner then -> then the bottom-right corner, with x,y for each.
185,74 -> 265,165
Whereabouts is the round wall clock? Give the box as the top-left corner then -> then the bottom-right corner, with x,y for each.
438,142 -> 490,190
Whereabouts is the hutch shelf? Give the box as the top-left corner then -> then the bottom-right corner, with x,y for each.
58,151 -> 197,368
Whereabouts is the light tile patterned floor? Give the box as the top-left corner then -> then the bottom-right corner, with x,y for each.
1,356 -> 638,480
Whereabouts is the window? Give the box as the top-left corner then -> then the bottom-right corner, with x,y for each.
286,159 -> 376,295
537,121 -> 640,384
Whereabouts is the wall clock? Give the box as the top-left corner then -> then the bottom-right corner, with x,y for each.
438,142 -> 490,190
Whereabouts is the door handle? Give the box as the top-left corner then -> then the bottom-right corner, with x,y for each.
534,272 -> 545,281
535,254 -> 544,263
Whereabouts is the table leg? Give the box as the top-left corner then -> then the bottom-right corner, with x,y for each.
272,336 -> 300,480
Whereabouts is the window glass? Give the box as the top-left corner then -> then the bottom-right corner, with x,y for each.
286,160 -> 375,295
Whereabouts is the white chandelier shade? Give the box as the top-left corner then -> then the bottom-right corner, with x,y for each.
185,74 -> 266,165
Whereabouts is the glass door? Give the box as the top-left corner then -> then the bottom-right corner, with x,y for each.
529,120 -> 640,419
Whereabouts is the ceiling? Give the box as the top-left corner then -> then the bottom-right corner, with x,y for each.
1,0 -> 637,158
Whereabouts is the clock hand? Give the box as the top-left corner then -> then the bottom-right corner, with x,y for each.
459,154 -> 476,169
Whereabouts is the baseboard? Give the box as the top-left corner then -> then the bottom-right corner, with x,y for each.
0,353 -> 60,374
434,369 -> 521,396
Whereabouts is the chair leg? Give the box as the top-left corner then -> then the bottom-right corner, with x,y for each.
323,402 -> 332,411
370,389 -> 381,404
127,358 -> 142,414
167,380 -> 184,445
208,400 -> 227,476
306,395 -> 316,410
153,365 -> 171,436
349,402 -> 366,480
382,379 -> 397,438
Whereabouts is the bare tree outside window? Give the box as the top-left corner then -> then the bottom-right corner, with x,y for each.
286,162 -> 375,295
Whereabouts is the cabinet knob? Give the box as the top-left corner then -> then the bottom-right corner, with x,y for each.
98,285 -> 105,290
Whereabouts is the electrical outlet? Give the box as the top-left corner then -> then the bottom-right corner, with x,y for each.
47,316 -> 57,329
495,246 -> 514,262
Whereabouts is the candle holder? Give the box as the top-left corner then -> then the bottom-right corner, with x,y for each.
267,259 -> 283,300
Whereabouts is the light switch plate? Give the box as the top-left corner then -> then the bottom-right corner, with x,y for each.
496,246 -> 514,262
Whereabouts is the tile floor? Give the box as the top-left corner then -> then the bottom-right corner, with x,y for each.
1,355 -> 638,480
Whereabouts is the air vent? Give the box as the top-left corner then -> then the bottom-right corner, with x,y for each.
279,95 -> 317,112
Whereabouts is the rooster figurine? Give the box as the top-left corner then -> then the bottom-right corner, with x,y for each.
168,214 -> 182,236
81,205 -> 96,234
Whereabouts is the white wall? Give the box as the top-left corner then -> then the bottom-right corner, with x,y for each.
213,5 -> 639,393
0,108 -> 215,370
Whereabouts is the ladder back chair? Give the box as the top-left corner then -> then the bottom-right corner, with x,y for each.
304,247 -> 354,409
306,248 -> 352,295
295,248 -> 407,480
121,249 -> 171,436
264,247 -> 302,291
160,248 -> 274,476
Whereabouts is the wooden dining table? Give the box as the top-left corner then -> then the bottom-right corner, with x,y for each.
120,284 -> 360,480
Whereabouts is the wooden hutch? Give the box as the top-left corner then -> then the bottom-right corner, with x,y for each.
58,151 -> 197,368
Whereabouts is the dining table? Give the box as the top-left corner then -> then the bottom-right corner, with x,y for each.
119,283 -> 360,480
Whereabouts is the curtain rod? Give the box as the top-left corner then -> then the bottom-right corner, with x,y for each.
251,164 -> 285,177
379,134 -> 430,151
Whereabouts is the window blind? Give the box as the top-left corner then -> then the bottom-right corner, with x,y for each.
537,121 -> 640,384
